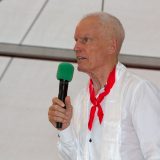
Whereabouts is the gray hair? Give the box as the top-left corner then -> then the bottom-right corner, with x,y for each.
82,12 -> 125,52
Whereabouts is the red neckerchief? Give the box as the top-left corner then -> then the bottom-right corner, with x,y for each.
88,67 -> 116,130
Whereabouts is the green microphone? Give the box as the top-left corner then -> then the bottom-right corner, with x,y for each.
56,62 -> 74,128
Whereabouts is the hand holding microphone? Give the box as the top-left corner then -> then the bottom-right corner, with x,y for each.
49,96 -> 73,130
48,62 -> 74,130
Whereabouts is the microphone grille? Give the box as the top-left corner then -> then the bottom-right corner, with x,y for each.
56,62 -> 74,82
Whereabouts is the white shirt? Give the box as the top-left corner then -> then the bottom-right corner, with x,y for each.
57,62 -> 160,160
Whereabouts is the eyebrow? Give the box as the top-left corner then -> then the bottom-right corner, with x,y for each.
74,34 -> 93,40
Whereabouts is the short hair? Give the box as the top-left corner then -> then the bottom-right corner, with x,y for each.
82,12 -> 125,52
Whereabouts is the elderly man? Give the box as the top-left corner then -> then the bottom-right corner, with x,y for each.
48,12 -> 160,160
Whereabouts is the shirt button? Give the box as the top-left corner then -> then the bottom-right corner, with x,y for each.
89,138 -> 92,142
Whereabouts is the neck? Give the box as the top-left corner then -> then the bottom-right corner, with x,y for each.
89,62 -> 117,94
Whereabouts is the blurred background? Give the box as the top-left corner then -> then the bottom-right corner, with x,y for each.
0,0 -> 160,159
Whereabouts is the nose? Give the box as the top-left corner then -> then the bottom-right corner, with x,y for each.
74,41 -> 81,54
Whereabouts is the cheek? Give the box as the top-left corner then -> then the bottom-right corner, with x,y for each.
89,48 -> 108,66
88,46 -> 101,60
85,43 -> 107,64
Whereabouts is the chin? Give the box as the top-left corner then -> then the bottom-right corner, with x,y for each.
77,66 -> 84,72
77,66 -> 89,74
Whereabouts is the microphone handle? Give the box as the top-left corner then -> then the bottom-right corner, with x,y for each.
56,80 -> 68,128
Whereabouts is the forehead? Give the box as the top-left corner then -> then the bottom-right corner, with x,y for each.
75,17 -> 104,36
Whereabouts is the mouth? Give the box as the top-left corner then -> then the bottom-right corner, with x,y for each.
76,56 -> 87,61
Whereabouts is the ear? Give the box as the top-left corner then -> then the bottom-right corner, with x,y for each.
107,39 -> 118,54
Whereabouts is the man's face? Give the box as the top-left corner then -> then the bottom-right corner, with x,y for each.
74,17 -> 113,74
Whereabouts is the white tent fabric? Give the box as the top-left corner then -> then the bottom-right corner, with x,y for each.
0,57 -> 11,76
0,0 -> 160,57
0,0 -> 46,43
104,0 -> 160,57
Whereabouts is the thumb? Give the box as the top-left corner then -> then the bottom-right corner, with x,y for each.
65,96 -> 72,109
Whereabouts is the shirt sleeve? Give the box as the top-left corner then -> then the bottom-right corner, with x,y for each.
131,81 -> 160,160
57,125 -> 77,160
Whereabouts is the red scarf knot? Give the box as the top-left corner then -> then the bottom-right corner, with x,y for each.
88,67 -> 116,131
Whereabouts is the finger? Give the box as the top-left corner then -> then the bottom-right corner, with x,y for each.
49,104 -> 66,113
52,97 -> 65,107
49,115 -> 64,123
49,110 -> 67,120
48,105 -> 70,122
54,104 -> 66,113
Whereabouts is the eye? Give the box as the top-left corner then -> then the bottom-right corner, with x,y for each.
83,37 -> 89,43
80,37 -> 92,44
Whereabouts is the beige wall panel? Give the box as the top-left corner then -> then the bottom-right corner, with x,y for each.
23,0 -> 101,48
0,0 -> 46,43
104,0 -> 160,57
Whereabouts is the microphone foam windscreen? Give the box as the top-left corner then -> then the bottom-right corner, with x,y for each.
56,62 -> 74,82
